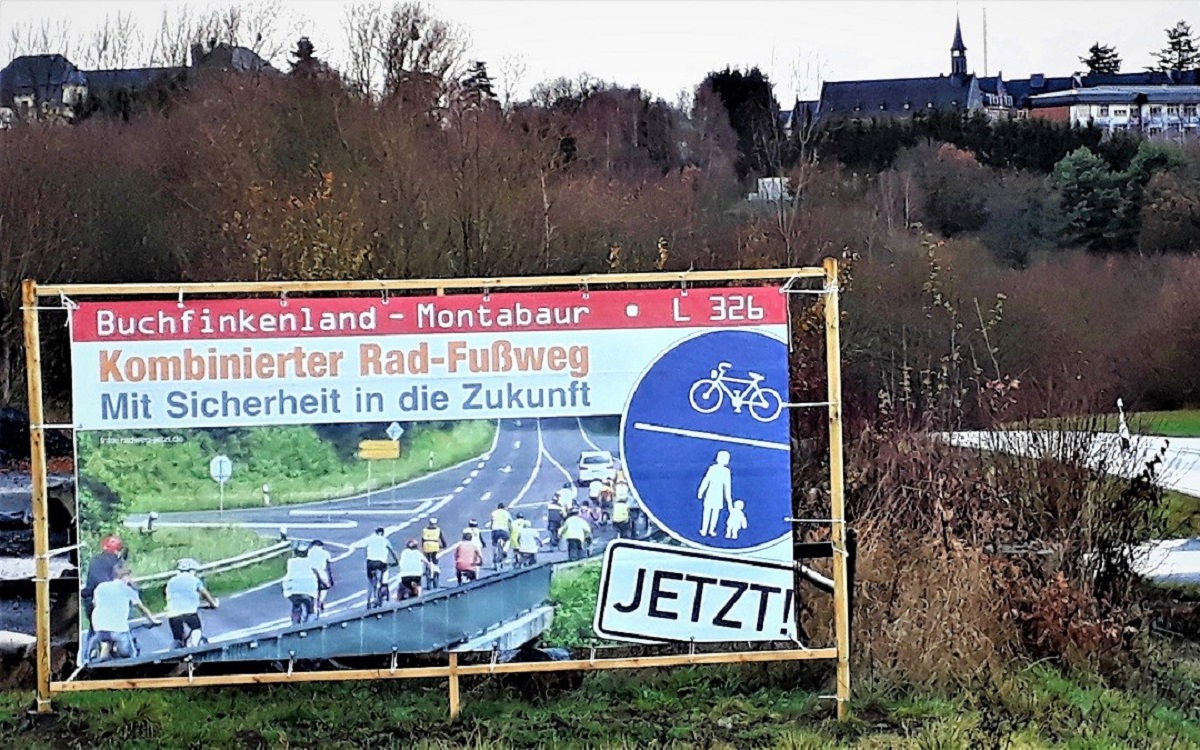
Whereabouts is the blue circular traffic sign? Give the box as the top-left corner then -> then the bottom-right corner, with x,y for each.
620,330 -> 791,552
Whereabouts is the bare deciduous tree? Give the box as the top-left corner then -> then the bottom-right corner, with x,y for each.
6,17 -> 76,60
343,2 -> 468,100
81,12 -> 144,70
494,53 -> 527,111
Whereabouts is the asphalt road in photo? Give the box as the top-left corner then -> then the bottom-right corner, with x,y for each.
110,416 -> 627,657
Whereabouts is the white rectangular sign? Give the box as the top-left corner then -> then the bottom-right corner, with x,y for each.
594,540 -> 798,643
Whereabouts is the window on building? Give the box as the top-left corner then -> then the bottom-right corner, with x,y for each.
1150,105 -> 1162,116
1099,105 -> 1110,117
1185,104 -> 1198,117
1113,108 -> 1127,117
1167,105 -> 1180,116
1148,126 -> 1162,135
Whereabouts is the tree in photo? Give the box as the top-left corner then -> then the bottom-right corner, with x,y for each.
460,60 -> 497,108
699,67 -> 783,181
1080,41 -> 1121,74
1152,20 -> 1198,72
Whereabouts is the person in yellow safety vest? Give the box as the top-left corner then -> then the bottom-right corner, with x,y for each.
612,496 -> 631,538
510,512 -> 529,543
462,519 -> 487,551
489,503 -> 512,549
421,518 -> 447,564
560,509 -> 592,562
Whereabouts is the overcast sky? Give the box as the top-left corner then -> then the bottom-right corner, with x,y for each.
0,0 -> 1195,103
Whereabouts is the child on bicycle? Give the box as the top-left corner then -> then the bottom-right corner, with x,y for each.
165,558 -> 218,649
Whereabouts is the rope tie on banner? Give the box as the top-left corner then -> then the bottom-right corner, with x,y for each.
389,649 -> 397,673
177,289 -> 185,309
59,293 -> 79,312
588,646 -> 596,664
688,638 -> 696,659
482,287 -> 491,303
581,282 -> 590,301
287,652 -> 295,676
186,658 -> 195,684
381,287 -> 390,306
280,291 -> 289,308
680,279 -> 688,297
489,647 -> 498,674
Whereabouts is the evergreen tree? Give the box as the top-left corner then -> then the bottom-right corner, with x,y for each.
1080,42 -> 1122,74
1152,21 -> 1198,71
289,36 -> 329,79
700,67 -> 782,180
461,60 -> 496,106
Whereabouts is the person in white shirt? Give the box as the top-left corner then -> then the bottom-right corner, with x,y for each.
555,482 -> 576,514
86,563 -> 158,662
307,540 -> 333,612
165,558 -> 218,648
282,544 -> 320,624
397,538 -> 432,599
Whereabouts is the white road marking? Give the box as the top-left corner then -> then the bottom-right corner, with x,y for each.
480,491 -> 492,503
470,469 -> 480,478
541,442 -> 573,482
462,476 -> 473,486
500,465 -> 512,474
508,419 -> 546,509
631,422 -> 789,451
128,520 -> 358,530
577,417 -> 605,452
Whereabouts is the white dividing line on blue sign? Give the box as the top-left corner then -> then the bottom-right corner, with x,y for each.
594,539 -> 799,644
630,421 -> 789,451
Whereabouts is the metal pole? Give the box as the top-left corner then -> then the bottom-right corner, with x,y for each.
367,462 -> 372,508
219,481 -> 225,518
823,257 -> 852,720
23,279 -> 53,714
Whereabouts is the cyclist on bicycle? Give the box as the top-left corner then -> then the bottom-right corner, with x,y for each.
396,538 -> 430,599
510,512 -> 530,543
86,562 -> 159,663
516,523 -> 541,567
555,481 -> 576,515
455,532 -> 484,584
283,543 -> 320,624
165,558 -> 218,649
307,539 -> 333,614
489,503 -> 512,568
462,519 -> 486,552
364,527 -> 399,606
421,518 -> 447,587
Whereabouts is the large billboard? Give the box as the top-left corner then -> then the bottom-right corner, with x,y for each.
70,287 -> 795,667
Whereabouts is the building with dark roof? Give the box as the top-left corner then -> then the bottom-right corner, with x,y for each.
0,43 -> 276,126
817,17 -> 982,122
1025,85 -> 1200,137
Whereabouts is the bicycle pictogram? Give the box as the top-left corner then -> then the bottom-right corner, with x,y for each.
687,362 -> 784,423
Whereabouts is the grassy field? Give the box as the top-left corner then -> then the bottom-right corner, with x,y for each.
1025,409 -> 1200,437
543,560 -> 624,648
2,661 -> 1198,748
79,421 -> 496,514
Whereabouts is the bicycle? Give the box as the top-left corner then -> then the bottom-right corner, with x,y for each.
688,362 -> 784,422
172,600 -> 218,649
366,564 -> 391,610
492,537 -> 510,570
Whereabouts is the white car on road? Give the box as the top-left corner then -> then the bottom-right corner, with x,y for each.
577,450 -> 618,486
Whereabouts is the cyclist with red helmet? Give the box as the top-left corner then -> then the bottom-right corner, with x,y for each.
82,536 -> 127,631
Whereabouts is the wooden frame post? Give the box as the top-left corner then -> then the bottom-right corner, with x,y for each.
448,652 -> 461,719
823,258 -> 852,720
23,279 -> 53,714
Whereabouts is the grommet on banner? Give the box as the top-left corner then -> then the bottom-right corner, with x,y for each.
581,282 -> 590,301
280,291 -> 289,308
483,287 -> 491,303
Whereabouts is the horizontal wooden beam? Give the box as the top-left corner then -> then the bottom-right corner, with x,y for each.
33,268 -> 825,298
49,648 -> 836,693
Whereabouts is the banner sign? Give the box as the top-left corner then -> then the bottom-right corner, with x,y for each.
595,540 -> 797,643
68,286 -> 794,667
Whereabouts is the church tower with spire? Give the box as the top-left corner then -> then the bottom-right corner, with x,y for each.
951,16 -> 968,77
